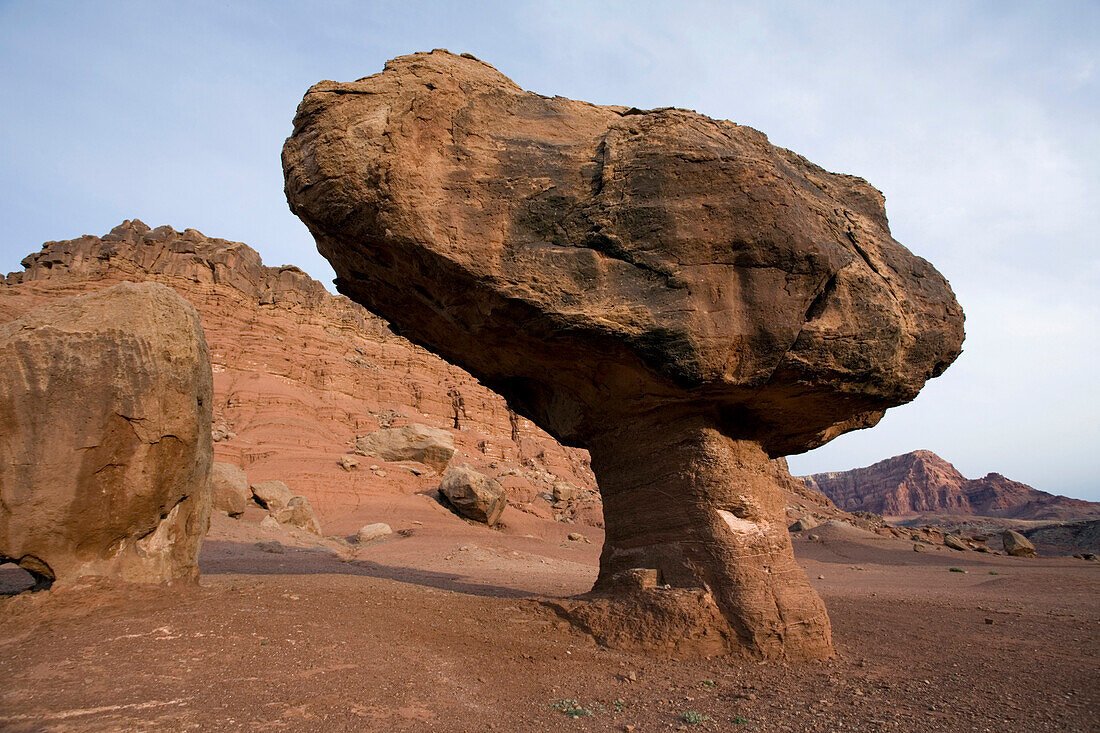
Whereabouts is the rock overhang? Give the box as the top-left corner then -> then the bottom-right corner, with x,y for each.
283,48 -> 965,456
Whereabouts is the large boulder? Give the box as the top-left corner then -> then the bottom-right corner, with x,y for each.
211,462 -> 250,517
1002,529 -> 1036,557
251,480 -> 295,512
273,495 -> 322,535
438,465 -> 506,526
354,423 -> 454,471
0,282 -> 213,586
284,50 -> 964,658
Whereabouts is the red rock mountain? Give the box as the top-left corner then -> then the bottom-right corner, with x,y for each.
801,450 -> 1100,521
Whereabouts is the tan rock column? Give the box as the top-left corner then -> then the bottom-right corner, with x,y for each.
586,412 -> 832,659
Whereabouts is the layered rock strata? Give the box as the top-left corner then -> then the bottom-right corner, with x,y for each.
0,283 -> 212,586
283,50 -> 965,657
1,220 -> 597,530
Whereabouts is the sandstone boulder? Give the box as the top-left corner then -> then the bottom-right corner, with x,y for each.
0,282 -> 212,586
274,495 -> 323,535
944,534 -> 970,552
789,517 -> 819,533
211,462 -> 250,517
284,50 -> 965,659
438,465 -> 506,525
251,480 -> 294,512
1002,529 -> 1036,557
354,424 -> 454,471
552,481 -> 576,503
356,522 -> 393,543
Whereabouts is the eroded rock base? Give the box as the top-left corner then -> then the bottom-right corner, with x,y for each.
584,413 -> 833,659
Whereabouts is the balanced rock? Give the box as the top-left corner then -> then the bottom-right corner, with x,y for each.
356,522 -> 393,543
438,465 -> 506,526
0,282 -> 213,586
274,495 -> 322,535
354,423 -> 454,471
251,480 -> 295,512
211,462 -> 250,517
1002,529 -> 1036,557
284,50 -> 965,658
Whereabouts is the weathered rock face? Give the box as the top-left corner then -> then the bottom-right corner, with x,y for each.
0,283 -> 212,586
801,450 -> 1100,521
283,50 -> 965,658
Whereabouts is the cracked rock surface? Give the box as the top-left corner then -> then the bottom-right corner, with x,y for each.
283,50 -> 965,658
0,282 -> 213,586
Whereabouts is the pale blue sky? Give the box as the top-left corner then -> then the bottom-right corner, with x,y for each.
2,1 -> 1097,499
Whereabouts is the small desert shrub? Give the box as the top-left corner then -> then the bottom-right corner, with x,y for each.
948,567 -> 966,573
550,699 -> 594,718
680,711 -> 710,724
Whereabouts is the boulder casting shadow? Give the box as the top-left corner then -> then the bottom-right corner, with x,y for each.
283,50 -> 965,658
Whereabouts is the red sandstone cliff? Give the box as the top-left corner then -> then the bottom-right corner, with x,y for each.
801,450 -> 1100,521
1,221 -> 599,532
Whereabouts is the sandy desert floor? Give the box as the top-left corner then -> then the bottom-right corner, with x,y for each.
1,511 -> 1097,732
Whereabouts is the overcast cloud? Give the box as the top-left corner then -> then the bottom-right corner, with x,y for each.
1,1 -> 1096,498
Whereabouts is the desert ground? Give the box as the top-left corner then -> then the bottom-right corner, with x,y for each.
2,507 -> 1096,732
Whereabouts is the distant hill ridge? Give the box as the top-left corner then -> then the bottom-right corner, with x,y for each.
801,450 -> 1100,521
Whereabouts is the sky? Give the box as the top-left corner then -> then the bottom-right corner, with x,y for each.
1,1 -> 1097,500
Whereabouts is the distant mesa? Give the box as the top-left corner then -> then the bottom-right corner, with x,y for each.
283,50 -> 965,658
801,450 -> 1100,522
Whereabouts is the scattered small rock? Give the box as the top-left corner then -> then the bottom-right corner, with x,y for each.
944,534 -> 969,552
552,481 -> 576,503
567,532 -> 589,543
789,517 -> 818,532
807,533 -> 821,542
338,455 -> 360,471
356,523 -> 393,543
260,515 -> 281,532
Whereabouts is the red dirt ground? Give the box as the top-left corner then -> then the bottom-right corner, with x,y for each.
1,512 -> 1097,732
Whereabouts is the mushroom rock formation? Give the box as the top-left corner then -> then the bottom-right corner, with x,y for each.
0,282 -> 213,588
283,50 -> 965,658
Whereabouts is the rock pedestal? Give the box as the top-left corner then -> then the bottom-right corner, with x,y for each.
283,50 -> 965,658
588,412 -> 830,656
